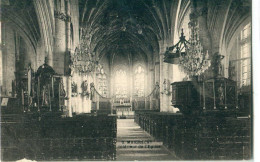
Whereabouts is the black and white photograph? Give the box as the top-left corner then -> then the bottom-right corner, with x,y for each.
0,0 -> 255,161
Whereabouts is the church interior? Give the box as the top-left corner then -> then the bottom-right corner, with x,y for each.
0,0 -> 252,161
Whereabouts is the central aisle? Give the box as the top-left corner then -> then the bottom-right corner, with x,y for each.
116,119 -> 177,161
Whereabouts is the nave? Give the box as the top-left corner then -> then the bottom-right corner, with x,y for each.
1,110 -> 251,161
116,119 -> 177,161
1,0 -> 252,161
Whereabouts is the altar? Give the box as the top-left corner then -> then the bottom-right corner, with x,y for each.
112,98 -> 134,118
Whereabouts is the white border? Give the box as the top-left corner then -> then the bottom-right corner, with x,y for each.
253,0 -> 260,161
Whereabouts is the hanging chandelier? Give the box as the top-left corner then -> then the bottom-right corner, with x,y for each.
164,2 -> 211,77
179,19 -> 211,76
71,28 -> 100,75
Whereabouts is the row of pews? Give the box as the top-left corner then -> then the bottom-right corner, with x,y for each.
134,110 -> 252,160
1,112 -> 117,161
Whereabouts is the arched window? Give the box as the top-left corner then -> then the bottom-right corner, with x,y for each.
134,65 -> 145,97
97,67 -> 108,97
240,23 -> 251,86
115,69 -> 127,98
229,22 -> 251,87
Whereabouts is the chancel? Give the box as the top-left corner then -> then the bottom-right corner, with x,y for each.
0,0 -> 252,161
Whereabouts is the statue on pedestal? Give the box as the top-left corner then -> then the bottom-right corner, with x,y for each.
212,52 -> 225,78
41,85 -> 49,106
27,63 -> 34,110
59,79 -> 66,111
81,80 -> 89,97
153,82 -> 160,99
90,83 -> 95,100
71,81 -> 78,97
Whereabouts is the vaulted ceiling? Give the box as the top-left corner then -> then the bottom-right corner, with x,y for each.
78,0 -> 180,61
1,0 -> 41,52
1,0 -> 250,65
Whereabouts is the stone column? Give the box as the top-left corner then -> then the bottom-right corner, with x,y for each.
149,67 -> 155,110
159,40 -> 173,112
167,64 -> 173,112
196,0 -> 212,54
53,0 -> 66,74
159,52 -> 163,111
154,61 -> 160,110
1,25 -> 16,96
54,0 -> 72,116
154,61 -> 160,85
150,68 -> 155,91
0,24 -> 2,88
64,0 -> 71,75
67,76 -> 72,117
160,59 -> 170,112
65,0 -> 71,51
47,51 -> 53,68
129,54 -> 133,110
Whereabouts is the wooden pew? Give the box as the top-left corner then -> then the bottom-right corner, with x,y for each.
134,111 -> 251,160
1,113 -> 117,161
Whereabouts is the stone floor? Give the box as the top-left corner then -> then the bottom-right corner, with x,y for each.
116,119 -> 177,161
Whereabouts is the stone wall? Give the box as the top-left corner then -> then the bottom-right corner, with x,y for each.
1,25 -> 16,96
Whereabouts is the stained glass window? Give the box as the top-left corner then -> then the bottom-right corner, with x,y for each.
98,74 -> 108,97
229,22 -> 251,88
240,23 -> 251,87
115,69 -> 127,98
96,65 -> 108,97
134,65 -> 145,97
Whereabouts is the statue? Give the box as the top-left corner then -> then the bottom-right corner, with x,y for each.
59,79 -> 66,111
133,99 -> 138,111
154,82 -> 160,99
90,83 -> 95,100
81,80 -> 89,97
27,63 -> 34,110
162,79 -> 169,95
212,52 -> 225,78
41,85 -> 49,106
71,81 -> 78,97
